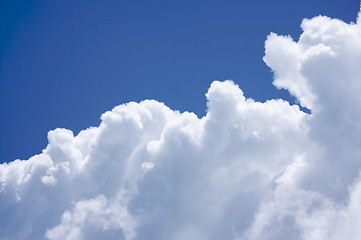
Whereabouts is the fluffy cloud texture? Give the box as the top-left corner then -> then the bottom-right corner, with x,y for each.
1,9 -> 361,240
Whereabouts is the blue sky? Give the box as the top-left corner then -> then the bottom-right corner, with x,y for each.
2,2 -> 361,239
0,0 -> 359,162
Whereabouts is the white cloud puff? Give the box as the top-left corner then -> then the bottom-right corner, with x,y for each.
1,8 -> 361,240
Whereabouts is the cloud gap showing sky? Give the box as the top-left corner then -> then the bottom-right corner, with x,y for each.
1,6 -> 361,240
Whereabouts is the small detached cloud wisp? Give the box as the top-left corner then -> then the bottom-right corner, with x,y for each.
1,8 -> 361,240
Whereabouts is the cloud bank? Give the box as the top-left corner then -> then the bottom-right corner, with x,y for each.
1,9 -> 361,240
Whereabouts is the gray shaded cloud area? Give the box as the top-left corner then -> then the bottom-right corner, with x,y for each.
1,9 -> 361,240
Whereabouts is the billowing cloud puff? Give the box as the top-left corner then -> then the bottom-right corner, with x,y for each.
1,9 -> 361,240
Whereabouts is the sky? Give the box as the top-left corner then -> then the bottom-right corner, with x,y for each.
2,1 -> 361,240
0,0 -> 359,162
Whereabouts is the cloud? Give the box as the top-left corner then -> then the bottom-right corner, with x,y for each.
1,8 -> 361,240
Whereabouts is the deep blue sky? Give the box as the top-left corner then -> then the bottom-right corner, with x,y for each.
1,0 -> 359,162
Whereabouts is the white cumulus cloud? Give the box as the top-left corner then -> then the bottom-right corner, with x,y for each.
1,8 -> 361,240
